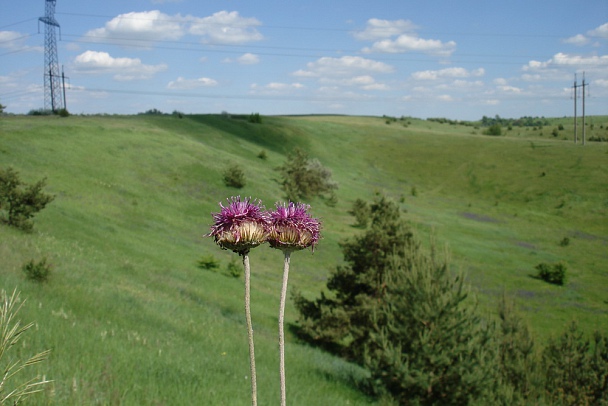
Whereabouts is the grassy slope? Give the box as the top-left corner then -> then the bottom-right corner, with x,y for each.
0,114 -> 607,404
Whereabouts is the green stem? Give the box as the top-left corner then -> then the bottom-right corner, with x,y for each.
278,251 -> 291,406
243,253 -> 257,406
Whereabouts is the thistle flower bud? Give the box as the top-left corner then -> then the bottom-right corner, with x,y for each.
267,202 -> 321,252
207,196 -> 269,254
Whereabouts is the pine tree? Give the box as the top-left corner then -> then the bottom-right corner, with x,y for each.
363,243 -> 499,405
293,195 -> 413,361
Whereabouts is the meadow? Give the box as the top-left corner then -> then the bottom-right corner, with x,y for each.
0,113 -> 606,404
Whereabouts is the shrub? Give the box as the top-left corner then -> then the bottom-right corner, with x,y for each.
22,258 -> 52,283
484,124 -> 502,136
0,167 -> 55,232
197,254 -> 220,271
257,150 -> 268,160
248,112 -> 262,124
226,258 -> 242,278
277,148 -> 338,202
348,198 -> 370,228
222,164 -> 246,188
535,261 -> 567,285
56,108 -> 69,117
559,237 -> 570,247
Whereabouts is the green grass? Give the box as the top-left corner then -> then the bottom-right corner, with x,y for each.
0,113 -> 607,404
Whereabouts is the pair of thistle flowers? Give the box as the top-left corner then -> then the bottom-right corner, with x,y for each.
207,196 -> 321,406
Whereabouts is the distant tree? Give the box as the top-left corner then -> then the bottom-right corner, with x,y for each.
0,101 -> 5,114
248,112 -> 262,124
277,148 -> 337,202
348,198 -> 370,228
0,167 -> 55,232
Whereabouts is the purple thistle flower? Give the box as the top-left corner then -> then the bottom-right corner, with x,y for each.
207,196 -> 269,254
267,202 -> 321,252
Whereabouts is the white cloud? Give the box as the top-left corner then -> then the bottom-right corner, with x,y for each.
0,31 -> 22,49
250,82 -> 304,95
563,34 -> 589,46
498,85 -> 522,94
72,50 -> 167,80
523,52 -> 608,80
363,34 -> 456,57
437,94 -> 454,102
188,11 -> 263,44
353,18 -> 418,41
594,78 -> 608,88
493,78 -> 508,86
167,76 -> 218,89
412,67 -> 484,81
293,56 -> 394,78
588,22 -> 608,39
85,11 -> 185,45
237,53 -> 260,64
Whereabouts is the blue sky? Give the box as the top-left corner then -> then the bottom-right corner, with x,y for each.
1,0 -> 607,119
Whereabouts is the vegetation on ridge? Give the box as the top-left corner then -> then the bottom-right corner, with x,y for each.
0,113 -> 606,404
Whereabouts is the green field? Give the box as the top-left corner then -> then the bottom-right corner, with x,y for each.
1,113 -> 607,404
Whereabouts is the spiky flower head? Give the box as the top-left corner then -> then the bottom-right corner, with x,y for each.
267,202 -> 321,252
207,196 -> 269,255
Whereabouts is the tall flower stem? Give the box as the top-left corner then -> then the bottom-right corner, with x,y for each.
278,251 -> 291,406
243,253 -> 257,406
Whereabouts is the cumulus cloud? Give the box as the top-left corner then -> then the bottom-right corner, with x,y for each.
523,52 -> 608,79
250,82 -> 304,95
83,10 -> 263,46
0,31 -> 23,49
167,76 -> 218,89
353,18 -> 418,41
363,34 -> 456,56
237,53 -> 260,64
563,23 -> 608,46
293,56 -> 394,78
85,10 -> 185,45
412,67 -> 484,81
72,50 -> 167,80
588,22 -> 608,39
354,18 -> 456,57
188,11 -> 263,44
563,34 -> 589,46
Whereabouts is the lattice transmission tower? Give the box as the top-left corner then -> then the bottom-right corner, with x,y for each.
39,0 -> 64,112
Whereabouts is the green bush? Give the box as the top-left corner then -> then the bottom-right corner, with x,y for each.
257,150 -> 268,160
222,164 -> 246,188
484,124 -> 502,136
226,258 -> 242,278
22,258 -> 52,283
0,167 -> 55,232
56,108 -> 70,117
197,254 -> 220,271
248,112 -> 262,124
348,198 -> 370,228
535,261 -> 567,285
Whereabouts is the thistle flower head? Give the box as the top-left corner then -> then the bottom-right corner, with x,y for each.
268,202 -> 321,252
207,196 -> 269,255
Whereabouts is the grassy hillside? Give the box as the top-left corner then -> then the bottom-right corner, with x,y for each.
0,113 -> 606,404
